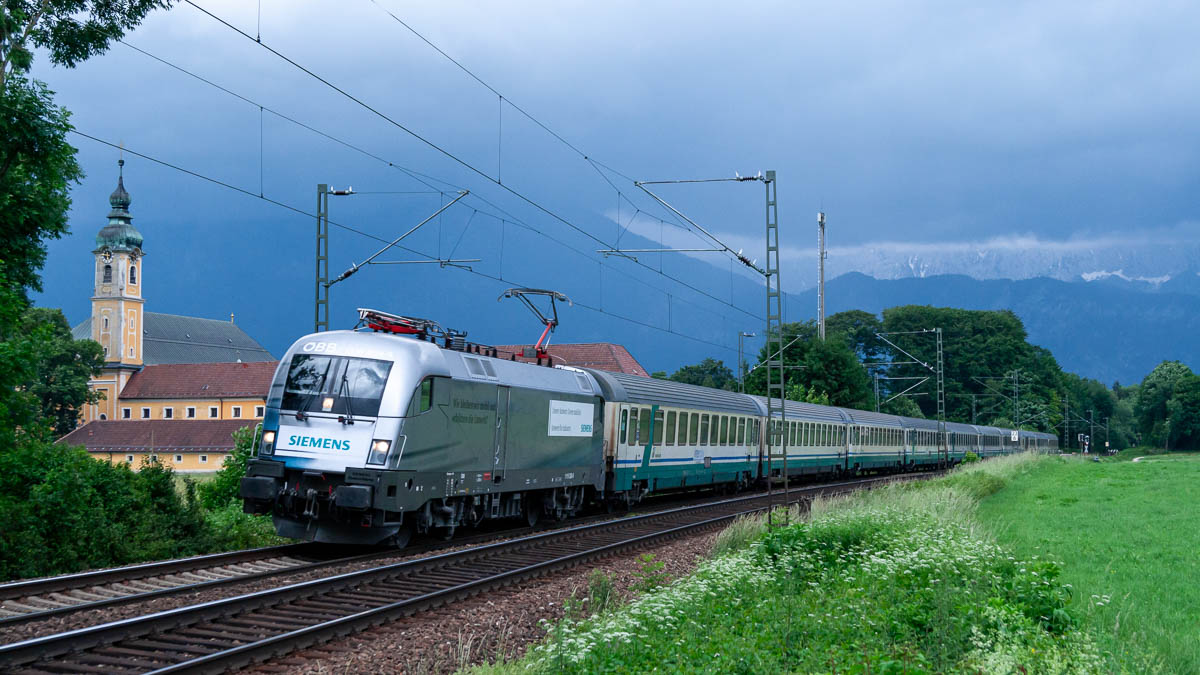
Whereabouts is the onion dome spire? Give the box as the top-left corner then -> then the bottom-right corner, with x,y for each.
95,159 -> 144,251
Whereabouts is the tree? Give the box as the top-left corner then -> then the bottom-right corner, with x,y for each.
825,309 -> 886,363
745,320 -> 871,409
1,0 -> 173,298
1165,375 -> 1200,451
11,307 -> 104,436
881,395 -> 924,419
0,73 -> 80,298
1135,361 -> 1193,445
668,357 -> 737,391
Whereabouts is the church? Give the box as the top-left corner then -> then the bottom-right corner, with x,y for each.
59,162 -> 278,471
58,163 -> 653,471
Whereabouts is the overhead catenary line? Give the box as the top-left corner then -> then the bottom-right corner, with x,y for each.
180,0 -> 758,326
116,39 -> 762,332
53,123 -> 739,355
183,0 -> 762,324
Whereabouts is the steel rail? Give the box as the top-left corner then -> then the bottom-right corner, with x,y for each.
0,473 -> 935,673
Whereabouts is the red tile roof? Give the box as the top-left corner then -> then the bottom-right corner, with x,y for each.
492,343 -> 649,377
58,420 -> 257,453
119,361 -> 278,400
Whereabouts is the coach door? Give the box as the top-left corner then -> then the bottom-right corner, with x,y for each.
493,386 -> 510,483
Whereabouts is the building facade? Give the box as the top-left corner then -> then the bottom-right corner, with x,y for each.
62,163 -> 277,471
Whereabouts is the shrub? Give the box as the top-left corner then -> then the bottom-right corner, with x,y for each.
204,501 -> 285,551
0,442 -> 211,580
586,569 -> 616,615
963,450 -> 981,463
630,553 -> 669,594
197,425 -> 257,510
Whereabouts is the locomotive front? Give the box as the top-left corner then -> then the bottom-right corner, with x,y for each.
240,330 -> 446,545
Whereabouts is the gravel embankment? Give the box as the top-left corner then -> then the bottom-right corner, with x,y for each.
243,530 -> 719,674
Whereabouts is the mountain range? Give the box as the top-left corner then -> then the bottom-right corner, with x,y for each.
789,272 -> 1200,386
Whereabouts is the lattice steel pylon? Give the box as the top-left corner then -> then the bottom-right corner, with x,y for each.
936,327 -> 947,464
316,184 -> 330,333
763,171 -> 787,525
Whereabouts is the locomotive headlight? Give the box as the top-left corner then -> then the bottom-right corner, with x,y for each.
260,430 -> 276,456
322,397 -> 335,412
367,439 -> 391,465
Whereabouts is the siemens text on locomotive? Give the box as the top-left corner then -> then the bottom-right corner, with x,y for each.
240,309 -> 1057,546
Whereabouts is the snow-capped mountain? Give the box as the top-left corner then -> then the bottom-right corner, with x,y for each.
790,236 -> 1200,291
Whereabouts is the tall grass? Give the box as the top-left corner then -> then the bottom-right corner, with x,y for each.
474,455 -> 1111,674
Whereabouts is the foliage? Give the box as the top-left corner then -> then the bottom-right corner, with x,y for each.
492,458 -> 1105,674
1,0 -> 174,82
0,74 -> 81,299
197,425 -> 258,510
744,320 -> 872,409
203,500 -> 285,551
977,455 -> 1200,672
630,552 -> 669,595
881,394 -> 924,418
1133,361 -> 1197,449
663,357 -> 737,391
785,381 -> 829,406
585,569 -> 616,615
825,309 -> 886,362
0,307 -> 104,436
962,450 -> 980,463
0,442 -> 209,580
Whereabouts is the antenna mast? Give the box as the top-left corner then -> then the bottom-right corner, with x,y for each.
817,212 -> 827,341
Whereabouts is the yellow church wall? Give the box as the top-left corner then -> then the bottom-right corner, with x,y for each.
117,398 -> 266,421
94,451 -> 232,473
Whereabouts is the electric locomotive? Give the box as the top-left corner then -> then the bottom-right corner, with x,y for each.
241,310 -> 604,546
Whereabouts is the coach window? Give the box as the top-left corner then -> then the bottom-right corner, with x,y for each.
626,409 -> 638,445
637,408 -> 651,445
665,411 -> 677,446
689,413 -> 699,445
715,416 -> 725,445
737,418 -> 746,445
699,415 -> 709,446
620,409 -> 628,443
653,409 -> 665,445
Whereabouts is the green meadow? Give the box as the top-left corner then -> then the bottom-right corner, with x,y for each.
977,454 -> 1200,673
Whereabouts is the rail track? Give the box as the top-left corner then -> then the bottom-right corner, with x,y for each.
0,472 -> 930,674
0,543 -> 402,629
0,484 -> 780,630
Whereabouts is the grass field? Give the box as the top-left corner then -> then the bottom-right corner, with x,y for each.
977,454 -> 1200,673
475,456 -> 1104,674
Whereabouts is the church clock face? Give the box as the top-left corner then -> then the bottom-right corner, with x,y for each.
101,248 -> 113,263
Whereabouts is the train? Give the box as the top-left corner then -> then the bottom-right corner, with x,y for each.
240,309 -> 1057,546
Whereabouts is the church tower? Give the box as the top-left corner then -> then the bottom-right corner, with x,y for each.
85,160 -> 145,422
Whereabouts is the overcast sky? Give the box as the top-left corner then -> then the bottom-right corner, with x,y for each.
31,0 -> 1200,370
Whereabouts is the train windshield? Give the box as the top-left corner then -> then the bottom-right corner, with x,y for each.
280,354 -> 393,417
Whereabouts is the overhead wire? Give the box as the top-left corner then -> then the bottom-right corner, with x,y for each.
181,0 -> 763,324
55,121 -> 739,355
114,41 -> 748,331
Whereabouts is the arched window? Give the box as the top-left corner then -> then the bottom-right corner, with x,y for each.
129,265 -> 137,284
103,264 -> 112,283
102,317 -> 109,330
